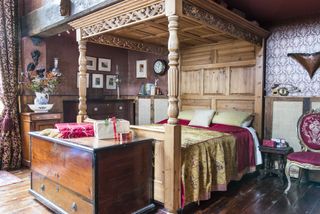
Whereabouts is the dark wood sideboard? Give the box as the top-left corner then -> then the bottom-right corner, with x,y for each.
63,99 -> 135,124
29,133 -> 154,214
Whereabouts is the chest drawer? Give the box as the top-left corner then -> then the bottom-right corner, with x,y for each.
31,137 -> 93,200
32,172 -> 93,214
31,113 -> 62,121
87,103 -> 108,115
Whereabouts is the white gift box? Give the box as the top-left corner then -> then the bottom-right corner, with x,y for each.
94,119 -> 130,140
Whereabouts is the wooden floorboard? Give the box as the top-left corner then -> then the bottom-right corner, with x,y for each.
178,173 -> 320,214
0,168 -> 52,214
1,169 -> 320,214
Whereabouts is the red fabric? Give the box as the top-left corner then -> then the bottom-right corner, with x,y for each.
299,113 -> 320,150
263,139 -> 276,147
159,119 -> 256,207
55,123 -> 94,139
159,119 -> 256,172
287,152 -> 320,166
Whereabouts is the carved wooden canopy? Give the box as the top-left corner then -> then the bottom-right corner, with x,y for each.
69,0 -> 269,53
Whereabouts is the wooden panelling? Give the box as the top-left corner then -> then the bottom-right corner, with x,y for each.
272,101 -> 303,151
203,68 -> 226,95
216,100 -> 255,112
217,45 -> 255,63
264,96 -> 320,151
180,70 -> 201,95
180,40 -> 263,137
230,66 -> 255,95
181,99 -> 211,110
181,41 -> 255,66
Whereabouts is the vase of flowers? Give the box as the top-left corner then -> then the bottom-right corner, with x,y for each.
25,67 -> 61,112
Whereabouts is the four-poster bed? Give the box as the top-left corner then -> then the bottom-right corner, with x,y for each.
68,0 -> 269,212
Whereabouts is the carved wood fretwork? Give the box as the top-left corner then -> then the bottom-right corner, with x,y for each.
182,1 -> 263,46
88,34 -> 167,55
81,1 -> 165,38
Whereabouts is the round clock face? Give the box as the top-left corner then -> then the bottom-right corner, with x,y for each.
153,60 -> 167,75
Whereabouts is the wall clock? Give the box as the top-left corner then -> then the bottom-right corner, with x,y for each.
153,59 -> 167,75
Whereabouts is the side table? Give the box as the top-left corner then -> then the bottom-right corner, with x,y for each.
20,112 -> 62,167
258,146 -> 294,185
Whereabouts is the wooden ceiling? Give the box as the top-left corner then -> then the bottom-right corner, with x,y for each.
226,0 -> 320,24
108,17 -> 234,48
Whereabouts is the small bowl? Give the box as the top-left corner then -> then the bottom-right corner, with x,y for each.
28,104 -> 54,113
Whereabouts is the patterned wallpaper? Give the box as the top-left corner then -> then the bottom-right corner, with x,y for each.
265,17 -> 320,96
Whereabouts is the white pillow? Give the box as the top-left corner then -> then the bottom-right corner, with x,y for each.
189,109 -> 215,127
241,116 -> 254,127
178,110 -> 194,121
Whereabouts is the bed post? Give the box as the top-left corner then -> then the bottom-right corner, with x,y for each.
164,0 -> 182,213
76,29 -> 88,123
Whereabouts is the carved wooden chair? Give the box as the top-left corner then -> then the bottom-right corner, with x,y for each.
284,109 -> 320,194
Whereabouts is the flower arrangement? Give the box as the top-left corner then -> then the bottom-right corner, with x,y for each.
24,50 -> 61,94
27,69 -> 60,94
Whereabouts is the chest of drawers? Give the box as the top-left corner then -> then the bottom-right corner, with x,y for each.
29,133 -> 153,214
63,99 -> 135,124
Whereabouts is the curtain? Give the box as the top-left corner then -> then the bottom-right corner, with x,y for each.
0,0 -> 21,169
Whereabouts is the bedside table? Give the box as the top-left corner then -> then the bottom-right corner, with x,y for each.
258,146 -> 294,185
20,112 -> 62,167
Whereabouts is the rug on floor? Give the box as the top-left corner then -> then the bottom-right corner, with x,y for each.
0,170 -> 22,187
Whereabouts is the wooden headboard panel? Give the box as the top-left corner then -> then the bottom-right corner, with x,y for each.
180,40 -> 264,137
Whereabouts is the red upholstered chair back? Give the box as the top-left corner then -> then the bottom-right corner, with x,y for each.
298,110 -> 320,152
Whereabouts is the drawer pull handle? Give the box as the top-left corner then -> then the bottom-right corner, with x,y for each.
71,202 -> 77,212
40,184 -> 45,192
56,185 -> 60,192
119,106 -> 123,110
94,107 -> 98,111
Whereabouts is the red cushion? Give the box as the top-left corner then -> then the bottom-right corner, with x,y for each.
287,152 -> 320,166
300,113 -> 320,150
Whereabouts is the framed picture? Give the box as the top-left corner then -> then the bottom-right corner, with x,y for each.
136,60 -> 147,78
86,56 -> 97,70
106,75 -> 117,90
98,58 -> 111,72
77,73 -> 89,88
92,74 -> 104,88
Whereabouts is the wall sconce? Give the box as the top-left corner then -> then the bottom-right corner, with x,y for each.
288,52 -> 320,79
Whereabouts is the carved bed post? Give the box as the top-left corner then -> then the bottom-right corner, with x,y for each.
164,0 -> 182,213
167,15 -> 180,125
76,29 -> 88,123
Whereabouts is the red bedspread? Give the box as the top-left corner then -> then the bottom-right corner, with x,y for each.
158,119 -> 256,174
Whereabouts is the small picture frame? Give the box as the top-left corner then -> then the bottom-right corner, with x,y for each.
98,58 -> 111,72
136,60 -> 147,78
77,73 -> 89,88
86,56 -> 97,70
106,75 -> 117,90
92,74 -> 104,88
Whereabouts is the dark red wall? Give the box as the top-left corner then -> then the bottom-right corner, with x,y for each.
126,51 -> 168,96
45,35 -> 129,98
22,33 -> 168,98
